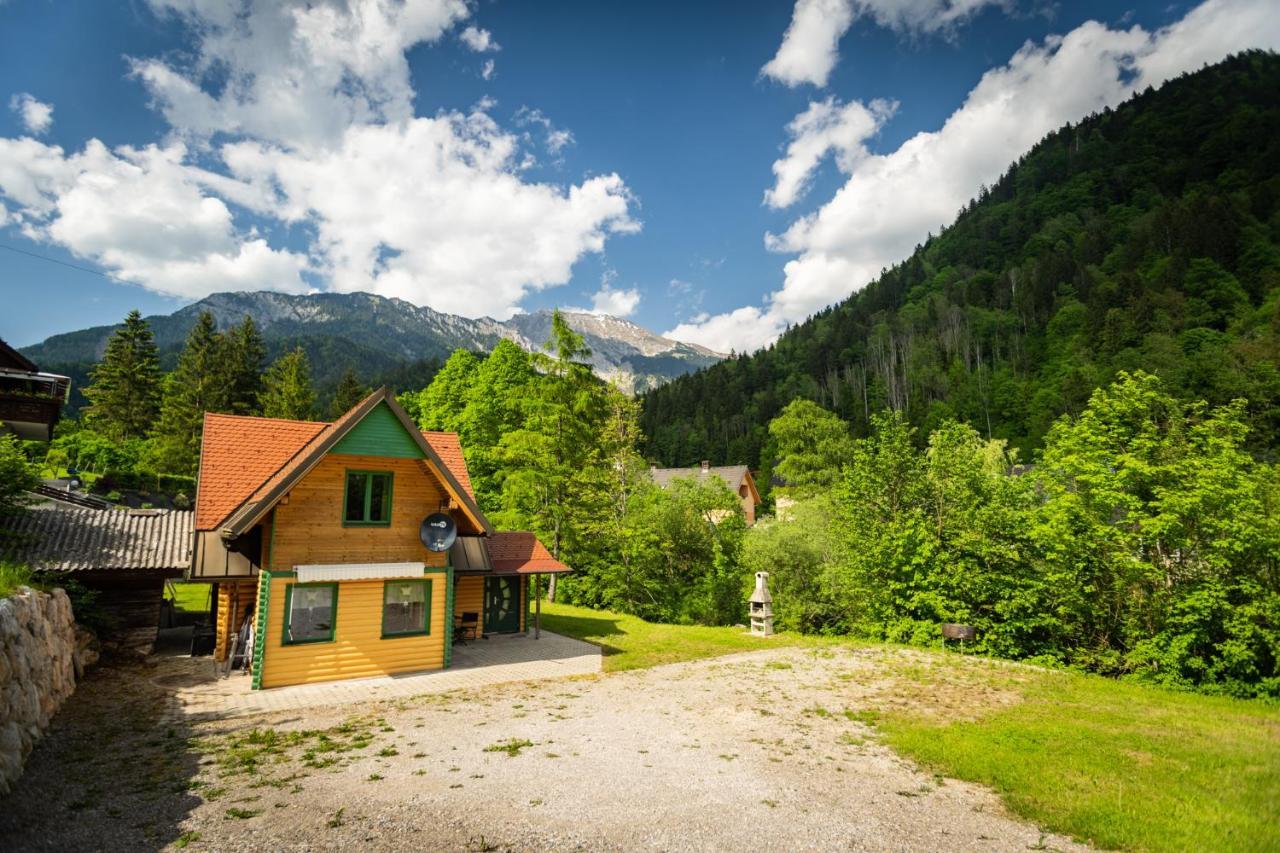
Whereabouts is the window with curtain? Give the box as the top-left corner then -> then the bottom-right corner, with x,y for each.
284,584 -> 336,644
382,580 -> 431,637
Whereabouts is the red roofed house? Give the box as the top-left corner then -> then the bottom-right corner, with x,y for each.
191,387 -> 570,690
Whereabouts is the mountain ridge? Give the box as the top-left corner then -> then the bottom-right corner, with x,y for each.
21,290 -> 725,406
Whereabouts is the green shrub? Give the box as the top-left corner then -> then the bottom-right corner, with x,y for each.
0,562 -> 42,598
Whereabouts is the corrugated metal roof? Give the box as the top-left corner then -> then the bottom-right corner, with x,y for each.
0,502 -> 192,572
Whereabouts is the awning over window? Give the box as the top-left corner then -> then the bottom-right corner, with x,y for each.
294,562 -> 425,583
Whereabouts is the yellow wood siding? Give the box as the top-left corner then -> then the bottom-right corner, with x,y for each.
455,575 -> 484,628
214,579 -> 257,661
269,453 -> 450,571
260,574 -> 446,688
257,452 -> 457,688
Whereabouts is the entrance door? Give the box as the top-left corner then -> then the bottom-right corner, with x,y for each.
484,576 -> 520,634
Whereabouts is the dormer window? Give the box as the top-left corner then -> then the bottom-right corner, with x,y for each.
344,470 -> 393,526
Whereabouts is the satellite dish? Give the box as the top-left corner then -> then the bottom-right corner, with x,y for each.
420,512 -> 457,552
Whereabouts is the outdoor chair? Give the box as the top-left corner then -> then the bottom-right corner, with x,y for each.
455,611 -> 480,643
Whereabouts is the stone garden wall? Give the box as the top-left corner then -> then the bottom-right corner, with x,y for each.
0,587 -> 96,795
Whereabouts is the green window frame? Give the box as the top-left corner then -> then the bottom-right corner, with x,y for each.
381,579 -> 432,639
282,583 -> 338,645
343,470 -> 394,526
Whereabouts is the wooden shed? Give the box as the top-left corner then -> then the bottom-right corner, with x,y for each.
0,501 -> 191,652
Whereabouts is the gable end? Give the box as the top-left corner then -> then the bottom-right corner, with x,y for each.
331,402 -> 425,459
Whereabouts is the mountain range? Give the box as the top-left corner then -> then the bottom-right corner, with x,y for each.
20,291 -> 724,408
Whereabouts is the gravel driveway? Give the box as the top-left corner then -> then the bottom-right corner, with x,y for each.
1,644 -> 1085,851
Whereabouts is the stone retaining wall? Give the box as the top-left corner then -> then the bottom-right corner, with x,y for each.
0,587 -> 96,795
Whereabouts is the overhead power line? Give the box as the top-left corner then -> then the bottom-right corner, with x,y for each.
0,241 -> 114,279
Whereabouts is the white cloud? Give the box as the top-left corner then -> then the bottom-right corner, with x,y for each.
0,137 -> 307,298
460,25 -> 500,52
134,0 -> 470,150
761,0 -> 856,88
9,94 -> 53,135
481,59 -> 497,81
589,283 -> 642,317
765,96 -> 895,208
222,109 -> 635,318
762,0 -> 1009,88
0,0 -> 638,317
515,107 -> 575,156
854,0 -> 1012,37
680,0 -> 1280,353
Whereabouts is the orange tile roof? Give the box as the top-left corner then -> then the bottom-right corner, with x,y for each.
195,412 -> 477,532
195,414 -> 325,531
233,395 -> 375,527
487,531 -> 571,574
421,431 -> 474,500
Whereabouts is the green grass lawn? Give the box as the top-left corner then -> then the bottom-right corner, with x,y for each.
539,599 -> 845,671
874,661 -> 1280,853
169,580 -> 213,614
539,600 -> 1280,852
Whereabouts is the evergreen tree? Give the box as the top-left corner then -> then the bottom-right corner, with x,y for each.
224,315 -> 266,416
497,312 -> 604,600
154,310 -> 229,474
330,367 -> 368,418
261,347 -> 316,421
82,310 -> 161,440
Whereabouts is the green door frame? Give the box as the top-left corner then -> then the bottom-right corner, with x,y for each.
484,576 -> 521,634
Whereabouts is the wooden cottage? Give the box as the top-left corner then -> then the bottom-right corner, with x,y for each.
190,388 -> 569,690
649,461 -> 762,525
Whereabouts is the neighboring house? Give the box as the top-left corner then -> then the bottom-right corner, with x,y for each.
0,500 -> 191,651
649,461 -> 762,525
190,387 -> 569,690
0,338 -> 70,442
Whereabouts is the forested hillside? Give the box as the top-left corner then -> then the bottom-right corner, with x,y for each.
641,51 -> 1280,475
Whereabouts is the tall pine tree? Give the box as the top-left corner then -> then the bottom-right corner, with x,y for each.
329,367 -> 368,418
497,312 -> 604,600
83,310 -> 161,440
224,315 -> 266,416
261,347 -> 316,420
155,311 -> 229,474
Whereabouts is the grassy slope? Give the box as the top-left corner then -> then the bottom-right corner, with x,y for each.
542,600 -> 1280,852
539,600 -> 843,671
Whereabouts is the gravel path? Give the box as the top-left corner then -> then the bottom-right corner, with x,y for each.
1,645 -> 1086,852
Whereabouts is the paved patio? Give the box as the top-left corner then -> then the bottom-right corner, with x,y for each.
160,630 -> 602,720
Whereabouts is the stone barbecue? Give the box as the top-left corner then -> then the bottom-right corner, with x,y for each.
749,571 -> 774,637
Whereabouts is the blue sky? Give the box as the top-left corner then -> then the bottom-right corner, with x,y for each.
1,0 -> 1276,351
